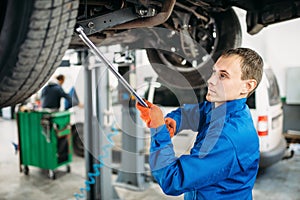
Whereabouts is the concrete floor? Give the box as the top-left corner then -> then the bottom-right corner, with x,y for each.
0,117 -> 300,200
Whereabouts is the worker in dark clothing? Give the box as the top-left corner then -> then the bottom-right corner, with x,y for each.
41,74 -> 72,110
136,48 -> 263,200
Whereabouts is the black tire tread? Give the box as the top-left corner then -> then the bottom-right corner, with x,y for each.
0,0 -> 79,107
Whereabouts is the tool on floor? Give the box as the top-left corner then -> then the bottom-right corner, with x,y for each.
75,26 -> 148,108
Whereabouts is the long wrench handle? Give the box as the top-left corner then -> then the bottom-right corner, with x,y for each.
75,26 -> 148,108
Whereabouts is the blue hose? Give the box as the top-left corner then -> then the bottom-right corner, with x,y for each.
74,125 -> 119,199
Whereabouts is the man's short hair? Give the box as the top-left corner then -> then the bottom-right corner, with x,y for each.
56,74 -> 65,81
221,48 -> 264,95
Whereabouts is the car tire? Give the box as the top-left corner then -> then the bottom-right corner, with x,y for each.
0,0 -> 79,107
146,8 -> 241,89
72,123 -> 84,157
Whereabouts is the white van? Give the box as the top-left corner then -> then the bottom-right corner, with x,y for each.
146,68 -> 286,168
246,68 -> 286,168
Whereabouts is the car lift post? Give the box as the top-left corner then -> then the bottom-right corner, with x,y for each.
115,56 -> 148,190
82,50 -> 119,200
78,26 -> 151,198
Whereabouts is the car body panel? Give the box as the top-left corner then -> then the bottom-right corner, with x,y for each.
248,68 -> 286,168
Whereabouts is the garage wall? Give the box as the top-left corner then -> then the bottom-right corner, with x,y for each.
235,8 -> 300,98
135,50 -> 157,89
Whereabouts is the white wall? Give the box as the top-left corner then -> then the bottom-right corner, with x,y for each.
135,50 -> 157,88
235,8 -> 300,97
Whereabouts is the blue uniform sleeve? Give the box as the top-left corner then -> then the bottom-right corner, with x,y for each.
59,87 -> 72,106
149,125 -> 236,196
165,103 -> 207,134
149,125 -> 177,170
65,87 -> 79,110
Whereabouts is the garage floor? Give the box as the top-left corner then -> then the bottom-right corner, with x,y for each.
0,117 -> 299,200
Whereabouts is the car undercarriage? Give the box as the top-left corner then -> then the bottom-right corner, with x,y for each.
0,0 -> 300,107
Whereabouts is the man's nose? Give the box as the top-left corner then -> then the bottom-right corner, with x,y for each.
207,73 -> 217,85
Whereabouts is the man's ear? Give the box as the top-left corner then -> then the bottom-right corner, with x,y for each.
241,79 -> 257,95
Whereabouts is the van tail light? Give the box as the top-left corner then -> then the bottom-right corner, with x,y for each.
257,115 -> 268,136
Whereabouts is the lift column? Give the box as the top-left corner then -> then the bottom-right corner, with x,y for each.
82,50 -> 96,200
115,54 -> 148,190
83,50 -> 119,200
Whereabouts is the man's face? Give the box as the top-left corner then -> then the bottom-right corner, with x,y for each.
58,79 -> 64,85
206,55 -> 249,107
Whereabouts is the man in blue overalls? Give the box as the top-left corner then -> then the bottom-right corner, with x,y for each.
136,48 -> 263,199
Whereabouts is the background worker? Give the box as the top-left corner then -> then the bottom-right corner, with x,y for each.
41,74 -> 72,110
136,48 -> 263,199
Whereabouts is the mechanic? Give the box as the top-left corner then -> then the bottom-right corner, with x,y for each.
41,74 -> 72,110
136,47 -> 263,199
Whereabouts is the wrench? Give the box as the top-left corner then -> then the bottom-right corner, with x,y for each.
75,26 -> 148,108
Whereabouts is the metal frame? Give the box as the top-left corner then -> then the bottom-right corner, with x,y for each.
82,48 -> 149,200
115,62 -> 148,190
77,8 -> 139,35
83,50 -> 119,200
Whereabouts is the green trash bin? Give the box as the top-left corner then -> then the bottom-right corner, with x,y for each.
17,110 -> 72,179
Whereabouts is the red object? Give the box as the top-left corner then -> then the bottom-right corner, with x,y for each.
165,118 -> 176,138
136,100 -> 153,127
257,115 -> 268,136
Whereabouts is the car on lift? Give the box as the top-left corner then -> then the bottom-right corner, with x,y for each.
1,0 -> 300,108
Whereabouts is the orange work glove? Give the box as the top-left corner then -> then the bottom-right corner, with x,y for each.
165,117 -> 176,138
136,99 -> 165,128
136,99 -> 152,127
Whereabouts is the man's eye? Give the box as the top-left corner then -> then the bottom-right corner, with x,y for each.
219,73 -> 226,79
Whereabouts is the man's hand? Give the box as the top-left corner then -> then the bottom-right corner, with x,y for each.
136,100 -> 165,128
165,117 -> 176,138
78,103 -> 84,108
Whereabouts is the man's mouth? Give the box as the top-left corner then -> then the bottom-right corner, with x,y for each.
208,88 -> 216,94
